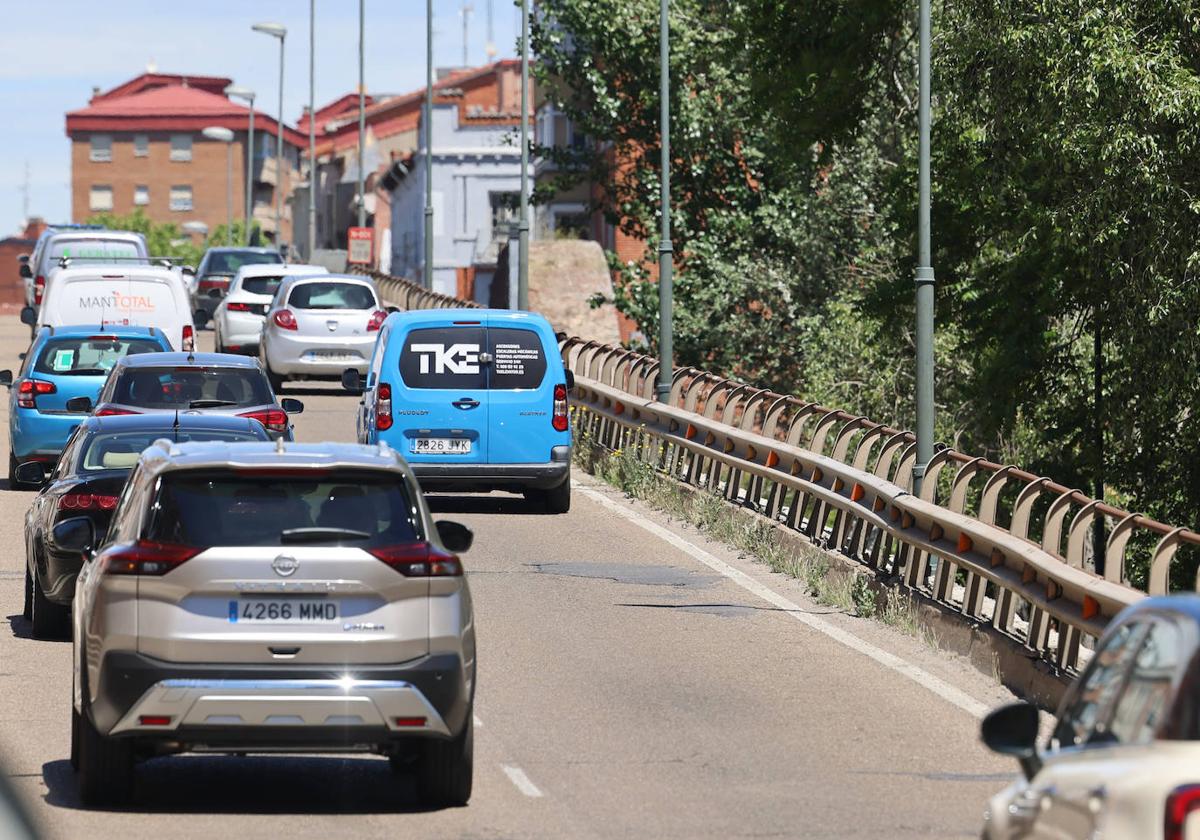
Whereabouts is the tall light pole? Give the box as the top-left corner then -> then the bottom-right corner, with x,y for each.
202,126 -> 235,245
307,0 -> 317,260
913,0 -> 935,493
225,85 -> 256,245
357,0 -> 367,228
424,0 -> 434,290
517,0 -> 530,310
655,0 -> 673,402
251,23 -> 287,249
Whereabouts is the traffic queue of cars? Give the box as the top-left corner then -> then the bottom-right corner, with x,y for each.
5,231 -> 579,811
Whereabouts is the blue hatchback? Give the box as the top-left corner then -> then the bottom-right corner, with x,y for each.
347,309 -> 573,512
2,325 -> 172,488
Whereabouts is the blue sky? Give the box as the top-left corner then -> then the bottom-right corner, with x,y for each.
0,0 -> 521,236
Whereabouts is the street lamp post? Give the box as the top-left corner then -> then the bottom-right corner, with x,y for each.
308,0 -> 317,261
913,0 -> 935,493
357,0 -> 367,229
202,126 -> 235,245
655,0 -> 673,403
225,85 -> 256,245
251,23 -> 287,249
424,0 -> 434,290
517,0 -> 530,310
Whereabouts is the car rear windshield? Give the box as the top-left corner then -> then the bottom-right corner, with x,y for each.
204,251 -> 282,276
398,326 -> 548,390
46,238 -> 141,268
79,429 -> 267,472
144,471 -> 421,547
34,336 -> 163,376
241,275 -> 287,296
288,282 -> 376,310
111,367 -> 274,409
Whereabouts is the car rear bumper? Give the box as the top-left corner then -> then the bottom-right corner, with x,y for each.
216,310 -> 266,349
263,331 -> 375,377
90,651 -> 471,746
410,448 -> 570,491
11,410 -> 83,460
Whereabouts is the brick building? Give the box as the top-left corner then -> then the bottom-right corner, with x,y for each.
0,219 -> 48,309
66,73 -> 307,246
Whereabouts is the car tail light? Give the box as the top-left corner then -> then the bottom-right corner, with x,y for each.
393,717 -> 427,727
239,408 -> 289,433
198,278 -> 229,290
227,302 -> 253,312
139,715 -> 172,726
34,275 -> 45,304
60,493 -> 119,511
552,383 -> 569,431
369,542 -> 462,576
17,379 -> 56,409
273,309 -> 298,330
1166,785 -> 1200,840
95,406 -> 139,417
375,382 -> 393,430
182,324 -> 195,352
101,539 -> 200,576
367,309 -> 387,331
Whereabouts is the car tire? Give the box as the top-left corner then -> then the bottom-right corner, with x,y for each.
30,565 -> 70,640
415,713 -> 473,807
70,705 -> 81,771
538,477 -> 572,515
22,564 -> 32,620
76,698 -> 134,808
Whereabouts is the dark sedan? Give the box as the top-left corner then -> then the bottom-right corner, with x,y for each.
19,413 -> 272,639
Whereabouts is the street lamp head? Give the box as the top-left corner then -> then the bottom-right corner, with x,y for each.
252,22 -> 287,39
201,126 -> 235,143
224,84 -> 255,103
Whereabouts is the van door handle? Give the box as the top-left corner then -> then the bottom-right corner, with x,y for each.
452,398 -> 481,410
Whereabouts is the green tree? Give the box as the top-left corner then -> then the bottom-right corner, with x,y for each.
85,209 -> 204,267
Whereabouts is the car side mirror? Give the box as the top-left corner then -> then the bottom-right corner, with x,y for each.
207,288 -> 222,299
193,309 -> 211,327
981,701 -> 1042,780
0,370 -> 12,388
13,461 -> 47,487
51,516 -> 95,554
564,368 -> 575,390
19,263 -> 32,279
436,520 -> 474,553
181,265 -> 196,276
65,396 -> 94,414
280,397 -> 304,414
19,306 -> 36,326
341,368 -> 363,394
386,305 -> 400,314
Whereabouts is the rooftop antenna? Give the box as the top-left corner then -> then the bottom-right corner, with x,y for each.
275,435 -> 286,454
19,161 -> 30,222
461,2 -> 473,67
485,0 -> 496,60
173,409 -> 180,438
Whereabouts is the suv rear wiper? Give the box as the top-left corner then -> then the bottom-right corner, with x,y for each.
280,527 -> 371,544
188,399 -> 239,408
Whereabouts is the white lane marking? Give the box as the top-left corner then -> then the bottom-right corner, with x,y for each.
501,764 -> 544,798
574,482 -> 991,720
474,714 -> 483,728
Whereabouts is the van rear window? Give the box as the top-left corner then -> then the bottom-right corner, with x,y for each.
489,328 -> 547,389
397,326 -> 547,390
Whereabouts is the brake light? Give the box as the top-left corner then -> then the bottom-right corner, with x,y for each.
101,539 -> 199,576
198,278 -> 229,290
273,309 -> 298,330
227,302 -> 253,312
368,542 -> 462,576
17,379 -> 55,409
60,493 -> 119,510
375,382 -> 392,430
367,309 -> 387,331
95,406 -> 138,417
552,383 -> 569,432
238,408 -> 289,433
1166,785 -> 1200,840
181,324 -> 195,352
34,275 -> 45,304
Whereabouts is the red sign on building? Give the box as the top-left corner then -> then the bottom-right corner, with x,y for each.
348,227 -> 374,265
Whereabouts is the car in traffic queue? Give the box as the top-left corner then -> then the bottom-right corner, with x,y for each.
259,273 -> 389,392
981,595 -> 1200,840
343,308 -> 574,513
192,246 -> 282,325
1,325 -> 173,489
64,440 -> 477,808
71,352 -> 304,440
212,263 -> 328,354
20,228 -> 147,319
19,413 -> 273,640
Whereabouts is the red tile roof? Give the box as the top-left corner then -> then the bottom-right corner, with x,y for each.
90,73 -> 232,103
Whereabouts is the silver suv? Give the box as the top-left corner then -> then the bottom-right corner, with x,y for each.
64,440 -> 476,808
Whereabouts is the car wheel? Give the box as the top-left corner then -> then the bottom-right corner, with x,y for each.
415,713 -> 473,807
30,565 -> 70,640
70,705 -> 81,771
533,477 -> 571,515
76,696 -> 134,808
22,564 -> 32,620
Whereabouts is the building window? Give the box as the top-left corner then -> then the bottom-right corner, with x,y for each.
169,185 -> 193,211
133,134 -> 149,157
89,185 -> 113,211
89,134 -> 112,163
133,185 -> 150,206
170,134 -> 192,162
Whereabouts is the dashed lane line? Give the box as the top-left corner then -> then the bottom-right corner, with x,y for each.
501,765 -> 544,798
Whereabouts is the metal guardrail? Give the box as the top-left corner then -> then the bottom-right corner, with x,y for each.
356,265 -> 1200,675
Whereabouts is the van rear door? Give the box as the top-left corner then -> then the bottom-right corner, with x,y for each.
53,275 -> 186,348
485,321 -> 558,464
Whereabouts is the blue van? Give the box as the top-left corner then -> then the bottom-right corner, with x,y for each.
1,325 -> 172,489
345,309 -> 573,512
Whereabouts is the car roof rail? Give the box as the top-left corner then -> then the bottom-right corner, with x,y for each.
57,255 -> 185,270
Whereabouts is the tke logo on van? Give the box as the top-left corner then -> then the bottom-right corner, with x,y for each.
410,342 -> 481,375
77,291 -> 155,313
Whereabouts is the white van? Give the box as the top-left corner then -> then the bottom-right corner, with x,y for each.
29,267 -> 195,351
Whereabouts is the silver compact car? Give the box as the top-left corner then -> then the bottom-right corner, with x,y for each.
259,274 -> 389,391
65,440 -> 477,808
212,263 -> 328,354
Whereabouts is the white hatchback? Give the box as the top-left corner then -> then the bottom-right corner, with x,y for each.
259,274 -> 389,391
212,264 -> 328,354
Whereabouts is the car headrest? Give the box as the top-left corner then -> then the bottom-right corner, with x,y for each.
101,451 -> 141,469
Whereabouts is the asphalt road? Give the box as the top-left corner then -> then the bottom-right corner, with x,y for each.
0,320 -> 1018,838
